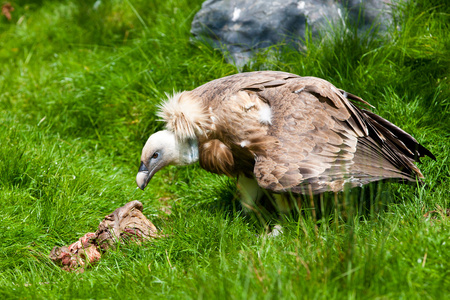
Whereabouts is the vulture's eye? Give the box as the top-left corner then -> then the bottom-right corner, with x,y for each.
151,152 -> 159,159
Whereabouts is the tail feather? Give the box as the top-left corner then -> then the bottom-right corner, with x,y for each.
348,108 -> 435,184
362,109 -> 436,161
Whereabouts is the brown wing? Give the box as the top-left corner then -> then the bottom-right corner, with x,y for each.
189,71 -> 433,194
251,76 -> 432,194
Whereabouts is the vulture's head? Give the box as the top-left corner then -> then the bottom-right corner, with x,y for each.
136,130 -> 199,190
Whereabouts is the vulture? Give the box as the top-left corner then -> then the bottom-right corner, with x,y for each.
136,71 -> 435,212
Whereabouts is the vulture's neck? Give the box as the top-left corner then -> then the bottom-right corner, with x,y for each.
178,138 -> 199,165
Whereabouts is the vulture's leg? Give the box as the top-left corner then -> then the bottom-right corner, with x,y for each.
272,194 -> 293,214
237,175 -> 264,214
237,176 -> 286,237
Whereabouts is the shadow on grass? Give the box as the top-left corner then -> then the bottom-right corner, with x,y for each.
174,172 -> 416,234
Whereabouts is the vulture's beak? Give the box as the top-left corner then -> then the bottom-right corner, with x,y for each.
136,162 -> 151,190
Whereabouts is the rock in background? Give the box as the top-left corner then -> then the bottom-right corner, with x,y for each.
191,0 -> 395,66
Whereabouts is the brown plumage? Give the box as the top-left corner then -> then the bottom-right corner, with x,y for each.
136,71 -> 435,209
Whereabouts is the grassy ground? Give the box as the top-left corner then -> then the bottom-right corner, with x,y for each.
0,0 -> 449,298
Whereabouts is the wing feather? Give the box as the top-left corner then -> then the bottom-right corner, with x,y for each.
252,77 -> 430,194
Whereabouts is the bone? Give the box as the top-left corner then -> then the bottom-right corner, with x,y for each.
49,201 -> 159,272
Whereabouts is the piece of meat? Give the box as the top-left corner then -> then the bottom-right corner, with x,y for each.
49,200 -> 159,272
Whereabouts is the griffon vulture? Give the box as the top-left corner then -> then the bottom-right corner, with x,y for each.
136,71 -> 434,212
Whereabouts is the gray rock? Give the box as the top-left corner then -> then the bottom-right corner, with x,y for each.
191,0 -> 394,66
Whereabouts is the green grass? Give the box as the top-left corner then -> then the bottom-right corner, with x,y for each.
0,0 -> 449,298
